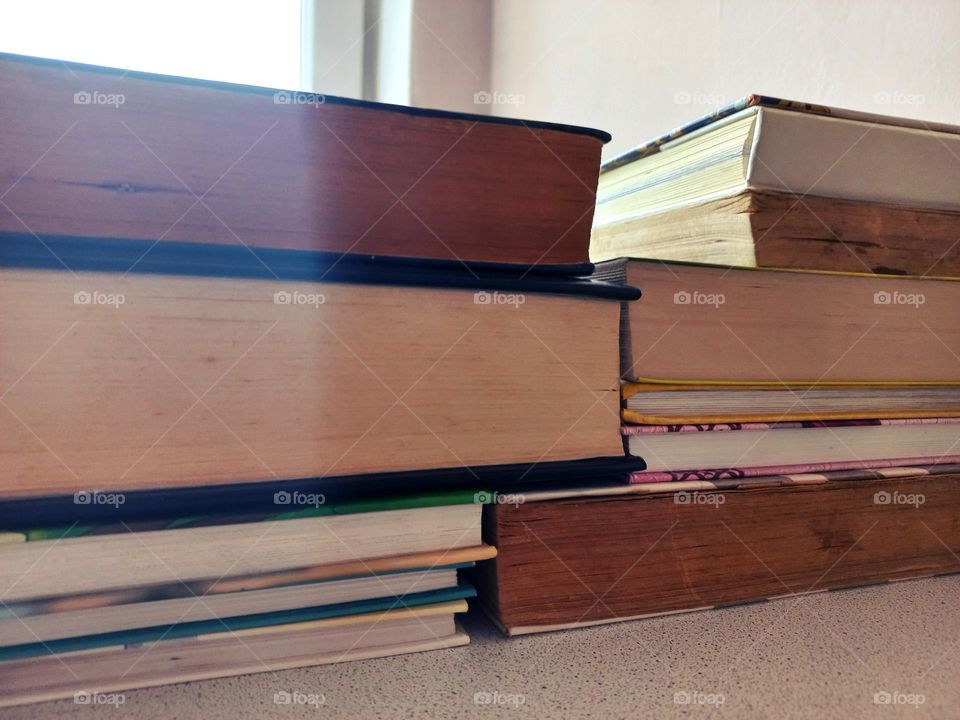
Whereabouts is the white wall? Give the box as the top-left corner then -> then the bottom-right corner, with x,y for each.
342,0 -> 491,112
410,0 -> 491,112
487,0 -> 960,160
302,0 -> 366,97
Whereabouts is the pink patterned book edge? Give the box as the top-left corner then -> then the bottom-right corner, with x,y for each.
630,458 -> 960,484
621,417 -> 960,436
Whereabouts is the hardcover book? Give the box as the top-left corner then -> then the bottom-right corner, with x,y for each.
0,241 -> 637,501
0,52 -> 610,264
598,257 -> 960,384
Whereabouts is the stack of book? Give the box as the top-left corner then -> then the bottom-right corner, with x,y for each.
0,53 -> 637,705
479,98 -> 960,635
0,493 -> 489,704
4,51 -> 956,695
590,95 -> 960,276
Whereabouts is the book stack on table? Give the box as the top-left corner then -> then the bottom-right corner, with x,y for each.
479,98 -> 960,635
0,53 -> 637,705
2,53 -> 959,703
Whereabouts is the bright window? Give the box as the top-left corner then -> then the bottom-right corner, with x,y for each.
0,0 -> 302,89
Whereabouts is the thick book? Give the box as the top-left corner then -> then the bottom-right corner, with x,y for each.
0,52 -> 610,264
0,600 -> 469,707
0,240 -> 637,501
591,95 -> 960,274
478,467 -> 960,635
598,257 -> 960,384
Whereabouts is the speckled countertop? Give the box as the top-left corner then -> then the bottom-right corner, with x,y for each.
3,576 -> 957,719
